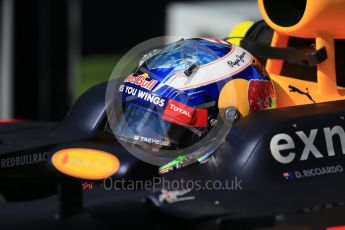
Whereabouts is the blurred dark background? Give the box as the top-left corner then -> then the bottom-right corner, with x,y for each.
0,0 -> 257,121
12,0 -> 170,121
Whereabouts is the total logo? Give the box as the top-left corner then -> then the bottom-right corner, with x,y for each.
124,73 -> 158,90
162,100 -> 208,127
270,125 -> 345,164
168,103 -> 192,118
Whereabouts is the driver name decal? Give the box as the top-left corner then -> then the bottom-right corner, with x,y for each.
283,165 -> 344,180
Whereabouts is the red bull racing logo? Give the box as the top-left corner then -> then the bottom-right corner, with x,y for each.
124,73 -> 158,90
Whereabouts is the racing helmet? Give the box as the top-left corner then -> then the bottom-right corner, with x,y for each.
110,38 -> 276,171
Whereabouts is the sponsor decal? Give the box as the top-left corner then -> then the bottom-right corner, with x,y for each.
82,181 -> 94,190
136,90 -> 165,107
133,135 -> 170,147
1,151 -> 51,169
270,125 -> 345,164
118,84 -> 125,93
167,101 -> 192,118
159,188 -> 195,204
227,51 -> 246,67
52,148 -> 120,180
162,99 -> 208,127
124,73 -> 158,90
119,85 -> 166,107
248,80 -> 276,113
283,165 -> 343,180
288,85 -> 316,103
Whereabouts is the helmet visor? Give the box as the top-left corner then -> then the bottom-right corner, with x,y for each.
113,103 -> 208,152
